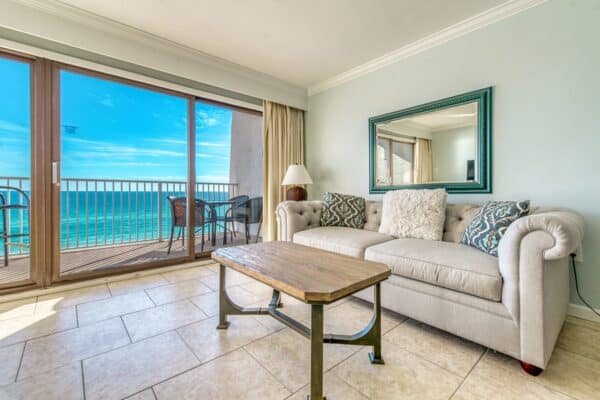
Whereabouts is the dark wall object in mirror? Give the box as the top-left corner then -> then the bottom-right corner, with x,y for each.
369,87 -> 492,194
466,160 -> 475,181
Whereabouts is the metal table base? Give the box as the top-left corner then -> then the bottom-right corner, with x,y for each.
216,264 -> 384,400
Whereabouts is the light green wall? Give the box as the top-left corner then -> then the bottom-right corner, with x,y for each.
306,0 -> 600,308
431,126 -> 476,182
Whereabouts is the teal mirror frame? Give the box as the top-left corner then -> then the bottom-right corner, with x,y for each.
369,87 -> 493,194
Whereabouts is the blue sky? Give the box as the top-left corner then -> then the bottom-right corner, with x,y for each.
0,57 -> 232,183
0,57 -> 31,178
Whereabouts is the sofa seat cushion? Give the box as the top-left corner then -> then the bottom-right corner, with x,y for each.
364,238 -> 502,301
293,227 -> 394,259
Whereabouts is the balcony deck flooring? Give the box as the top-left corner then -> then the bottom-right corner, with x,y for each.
1,232 -> 259,285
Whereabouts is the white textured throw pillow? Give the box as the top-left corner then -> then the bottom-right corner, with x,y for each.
378,189 -> 448,241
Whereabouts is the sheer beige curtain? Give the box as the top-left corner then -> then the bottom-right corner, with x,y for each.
262,100 -> 304,241
414,138 -> 433,184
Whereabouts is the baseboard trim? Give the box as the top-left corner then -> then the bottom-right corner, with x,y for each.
568,303 -> 600,323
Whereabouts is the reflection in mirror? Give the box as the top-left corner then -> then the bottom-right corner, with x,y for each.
375,102 -> 478,186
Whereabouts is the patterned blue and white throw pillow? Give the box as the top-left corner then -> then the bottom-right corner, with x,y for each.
461,200 -> 530,256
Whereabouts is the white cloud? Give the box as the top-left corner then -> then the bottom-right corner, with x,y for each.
0,137 -> 24,143
197,153 -> 229,160
64,137 -> 185,158
78,161 -> 167,167
0,120 -> 29,134
100,95 -> 114,107
196,141 -> 228,147
196,108 -> 230,129
145,138 -> 187,145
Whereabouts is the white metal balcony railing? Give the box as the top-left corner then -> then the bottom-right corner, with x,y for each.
0,176 -> 238,256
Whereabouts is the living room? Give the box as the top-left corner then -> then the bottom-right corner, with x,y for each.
0,1 -> 598,399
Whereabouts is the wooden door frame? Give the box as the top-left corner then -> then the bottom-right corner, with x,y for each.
0,50 -> 48,294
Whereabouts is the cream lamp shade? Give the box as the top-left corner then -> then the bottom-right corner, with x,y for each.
282,164 -> 313,185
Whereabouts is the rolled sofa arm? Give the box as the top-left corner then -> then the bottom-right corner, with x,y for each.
498,209 -> 584,300
499,209 -> 584,263
275,200 -> 324,241
497,209 -> 584,368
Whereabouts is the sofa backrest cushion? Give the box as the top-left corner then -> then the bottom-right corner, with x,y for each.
362,201 -> 480,243
444,204 -> 482,243
363,201 -> 383,232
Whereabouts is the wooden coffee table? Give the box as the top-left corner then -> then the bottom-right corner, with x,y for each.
212,241 -> 391,400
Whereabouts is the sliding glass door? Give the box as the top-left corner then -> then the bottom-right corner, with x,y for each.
0,48 -> 264,293
53,66 -> 193,280
0,54 -> 35,288
194,100 -> 263,254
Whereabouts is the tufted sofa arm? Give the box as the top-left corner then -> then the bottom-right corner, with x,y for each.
276,200 -> 324,241
496,209 -> 584,367
499,209 -> 584,268
498,209 -> 584,311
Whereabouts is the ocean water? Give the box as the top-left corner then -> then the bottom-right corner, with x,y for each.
1,190 -> 231,255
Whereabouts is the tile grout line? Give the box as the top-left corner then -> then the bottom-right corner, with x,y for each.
378,327 -> 479,380
241,346 -> 294,395
112,322 -> 282,399
1,263 -> 218,312
77,297 -> 156,328
115,303 -> 211,344
1,263 -> 213,303
317,340 -> 373,399
80,360 -> 87,400
144,288 -> 159,307
10,319 -> 139,384
13,341 -> 27,383
0,308 -> 79,350
120,315 -> 134,343
150,386 -> 158,400
32,296 -> 40,314
447,348 -> 487,400
471,350 -> 581,400
11,319 -> 202,387
174,329 -> 202,364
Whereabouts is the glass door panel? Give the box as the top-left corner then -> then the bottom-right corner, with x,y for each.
0,55 -> 33,286
56,68 -> 191,277
194,101 -> 262,254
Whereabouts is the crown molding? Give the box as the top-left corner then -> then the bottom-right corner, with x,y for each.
5,0 -> 306,103
15,0 -> 288,87
308,0 -> 548,96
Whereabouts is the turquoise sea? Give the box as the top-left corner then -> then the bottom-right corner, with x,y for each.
1,190 -> 231,255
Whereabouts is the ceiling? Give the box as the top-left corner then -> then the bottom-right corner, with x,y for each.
55,0 -> 508,88
381,102 -> 477,134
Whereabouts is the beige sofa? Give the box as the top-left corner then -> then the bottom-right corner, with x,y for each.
276,200 -> 584,373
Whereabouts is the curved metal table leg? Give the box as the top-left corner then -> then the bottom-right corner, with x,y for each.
216,264 -> 383,400
322,282 -> 384,364
217,264 -> 280,329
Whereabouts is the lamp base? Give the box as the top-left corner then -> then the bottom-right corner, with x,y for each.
286,186 -> 307,201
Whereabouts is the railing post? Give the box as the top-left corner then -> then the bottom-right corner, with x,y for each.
158,182 -> 163,242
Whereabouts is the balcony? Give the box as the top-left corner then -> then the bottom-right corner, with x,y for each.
1,176 -> 261,284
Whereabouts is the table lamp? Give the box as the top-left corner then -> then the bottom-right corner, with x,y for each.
282,164 -> 313,201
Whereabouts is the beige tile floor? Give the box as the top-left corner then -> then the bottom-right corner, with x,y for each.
0,262 -> 599,400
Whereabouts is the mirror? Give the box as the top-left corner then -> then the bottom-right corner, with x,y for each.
369,87 -> 492,193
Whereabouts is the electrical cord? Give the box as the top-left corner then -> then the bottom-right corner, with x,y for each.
570,253 -> 600,318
